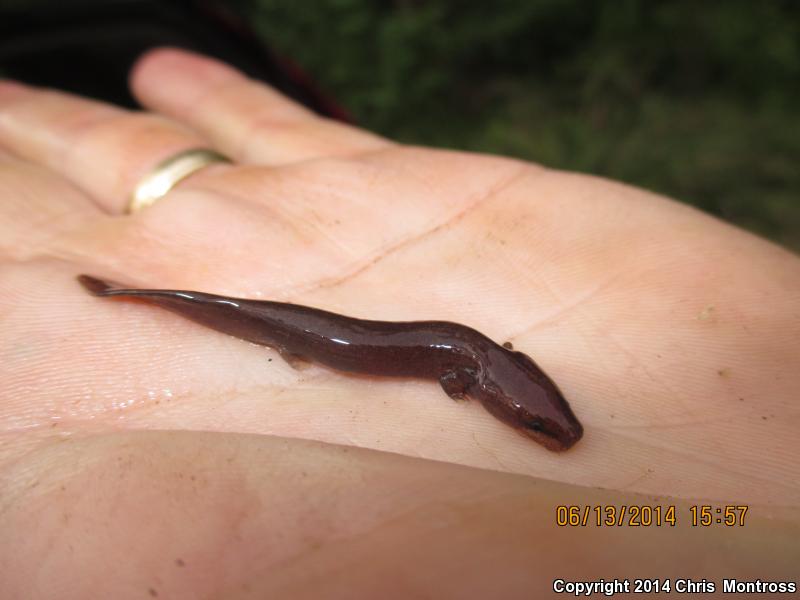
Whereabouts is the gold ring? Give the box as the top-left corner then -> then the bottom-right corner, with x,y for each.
128,148 -> 230,213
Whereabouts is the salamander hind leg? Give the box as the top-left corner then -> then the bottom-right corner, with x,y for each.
276,347 -> 311,370
439,369 -> 477,401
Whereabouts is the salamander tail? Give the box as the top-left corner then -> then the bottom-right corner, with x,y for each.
76,274 -> 133,296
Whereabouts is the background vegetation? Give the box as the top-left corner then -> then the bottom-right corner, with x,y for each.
236,0 -> 799,250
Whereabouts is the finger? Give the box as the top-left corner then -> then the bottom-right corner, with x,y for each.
130,47 -> 391,164
2,431 -> 794,597
0,79 -> 222,214
0,152 -> 102,260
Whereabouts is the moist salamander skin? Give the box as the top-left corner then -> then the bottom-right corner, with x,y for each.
78,275 -> 584,451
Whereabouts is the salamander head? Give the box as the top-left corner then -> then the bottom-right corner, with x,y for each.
476,347 -> 583,451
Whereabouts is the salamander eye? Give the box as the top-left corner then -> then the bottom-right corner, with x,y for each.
529,420 -> 543,432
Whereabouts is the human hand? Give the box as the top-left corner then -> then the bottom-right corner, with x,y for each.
1,48 -> 797,597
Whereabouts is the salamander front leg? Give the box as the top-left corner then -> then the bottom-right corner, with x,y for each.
439,368 -> 477,401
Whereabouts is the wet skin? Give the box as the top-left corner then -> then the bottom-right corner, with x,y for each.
78,275 -> 583,451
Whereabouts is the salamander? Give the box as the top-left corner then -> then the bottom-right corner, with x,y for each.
78,275 -> 583,451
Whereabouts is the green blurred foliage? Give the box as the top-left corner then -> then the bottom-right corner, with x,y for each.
235,0 -> 799,250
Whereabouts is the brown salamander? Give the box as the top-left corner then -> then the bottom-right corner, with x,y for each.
78,275 -> 583,451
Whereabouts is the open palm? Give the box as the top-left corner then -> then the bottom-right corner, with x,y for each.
1,49 -> 798,597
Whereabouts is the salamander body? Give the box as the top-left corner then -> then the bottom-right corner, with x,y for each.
78,275 -> 583,451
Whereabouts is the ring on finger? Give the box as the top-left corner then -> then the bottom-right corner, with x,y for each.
128,148 -> 230,213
